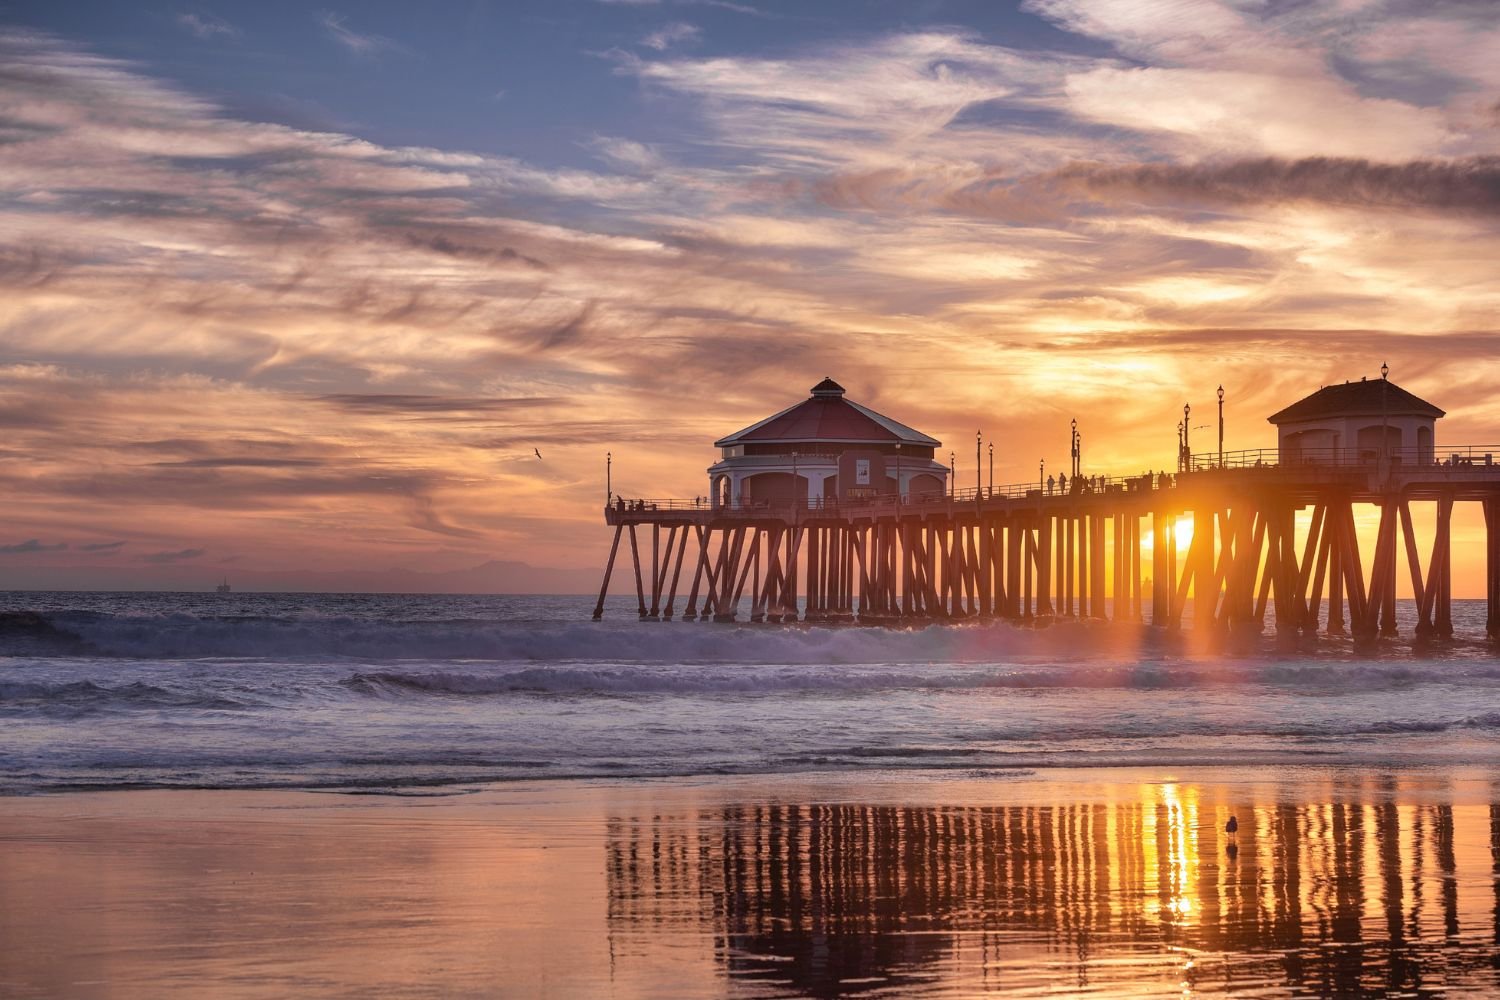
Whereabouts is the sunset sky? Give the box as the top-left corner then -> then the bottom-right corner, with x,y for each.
2,0 -> 1498,592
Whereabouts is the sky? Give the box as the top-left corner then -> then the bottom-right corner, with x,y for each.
0,0 -> 1498,593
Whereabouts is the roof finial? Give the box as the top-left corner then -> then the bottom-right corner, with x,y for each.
810,377 -> 845,398
1381,361 -> 1389,380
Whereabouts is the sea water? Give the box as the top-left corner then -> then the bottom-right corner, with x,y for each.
2,591 -> 1500,795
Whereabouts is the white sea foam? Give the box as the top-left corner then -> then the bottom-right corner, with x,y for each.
2,594 -> 1499,794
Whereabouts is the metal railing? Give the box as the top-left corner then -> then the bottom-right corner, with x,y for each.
1189,445 -> 1500,472
608,445 -> 1500,518
607,471 -> 1177,518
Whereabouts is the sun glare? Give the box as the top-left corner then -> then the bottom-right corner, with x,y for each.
1174,515 -> 1194,550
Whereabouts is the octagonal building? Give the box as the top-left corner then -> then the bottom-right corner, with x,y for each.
709,378 -> 948,508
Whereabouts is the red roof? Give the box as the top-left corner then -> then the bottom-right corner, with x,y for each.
1267,378 -> 1444,424
715,379 -> 940,448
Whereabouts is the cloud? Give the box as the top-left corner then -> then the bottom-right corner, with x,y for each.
641,22 -> 701,51
78,541 -> 127,553
4,15 -> 1500,590
316,11 -> 405,56
589,136 -> 663,172
139,548 -> 207,564
810,155 -> 1500,221
0,539 -> 68,554
177,13 -> 241,40
1050,155 -> 1500,216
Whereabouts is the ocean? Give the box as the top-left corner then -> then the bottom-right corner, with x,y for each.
3,591 -> 1499,796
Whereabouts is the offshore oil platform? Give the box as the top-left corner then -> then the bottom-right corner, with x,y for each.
593,369 -> 1500,639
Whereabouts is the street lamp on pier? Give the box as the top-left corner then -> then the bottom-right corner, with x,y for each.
1183,402 -> 1192,470
1380,361 -> 1390,472
1217,385 -> 1225,468
950,451 -> 956,498
606,451 -> 612,505
1070,418 -> 1080,479
894,442 -> 901,503
988,442 -> 993,498
791,449 -> 799,513
975,431 -> 981,505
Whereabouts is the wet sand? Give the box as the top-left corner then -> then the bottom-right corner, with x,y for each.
3,767 -> 1499,998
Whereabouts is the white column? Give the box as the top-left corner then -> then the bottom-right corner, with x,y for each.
806,465 -> 825,504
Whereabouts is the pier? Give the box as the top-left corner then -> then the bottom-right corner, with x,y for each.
593,375 -> 1500,640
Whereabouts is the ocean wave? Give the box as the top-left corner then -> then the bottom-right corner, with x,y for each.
6,606 -> 1497,668
340,659 -> 1500,699
0,677 -> 248,712
29,611 -> 1162,663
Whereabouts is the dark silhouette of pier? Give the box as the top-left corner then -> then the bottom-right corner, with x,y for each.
594,376 -> 1500,639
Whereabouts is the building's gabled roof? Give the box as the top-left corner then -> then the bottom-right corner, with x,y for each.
715,379 -> 941,448
1267,378 -> 1445,425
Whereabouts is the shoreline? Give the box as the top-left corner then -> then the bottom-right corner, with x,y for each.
6,765 -> 1500,998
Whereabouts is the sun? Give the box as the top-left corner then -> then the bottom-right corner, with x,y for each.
1174,515 -> 1195,551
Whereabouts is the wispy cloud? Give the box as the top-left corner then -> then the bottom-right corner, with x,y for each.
317,11 -> 405,57
79,541 -> 127,553
0,539 -> 68,554
4,6 -> 1500,588
139,548 -> 207,564
641,22 -> 701,51
177,12 -> 241,40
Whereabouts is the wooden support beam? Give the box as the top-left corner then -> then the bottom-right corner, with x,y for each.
1436,493 -> 1454,637
683,525 -> 710,620
1305,509 -> 1333,635
628,524 -> 648,619
647,524 -> 662,620
1399,500 -> 1430,635
592,524 -> 624,620
1326,504 -> 1344,635
1485,497 -> 1500,639
663,524 -> 689,620
1295,505 -> 1326,629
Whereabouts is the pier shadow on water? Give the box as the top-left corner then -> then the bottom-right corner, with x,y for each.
605,780 -> 1500,997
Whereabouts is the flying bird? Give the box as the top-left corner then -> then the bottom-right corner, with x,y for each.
534,448 -> 543,460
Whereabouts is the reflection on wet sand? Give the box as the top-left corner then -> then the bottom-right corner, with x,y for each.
606,782 -> 1500,997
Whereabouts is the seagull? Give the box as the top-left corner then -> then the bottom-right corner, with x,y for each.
534,448 -> 543,460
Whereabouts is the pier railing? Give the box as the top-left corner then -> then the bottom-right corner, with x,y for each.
608,444 -> 1500,521
1190,445 -> 1500,471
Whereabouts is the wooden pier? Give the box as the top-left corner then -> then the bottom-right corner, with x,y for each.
592,375 -> 1500,639
593,449 -> 1500,639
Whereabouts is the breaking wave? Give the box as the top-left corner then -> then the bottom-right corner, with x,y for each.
343,660 -> 1500,698
12,609 -> 1496,665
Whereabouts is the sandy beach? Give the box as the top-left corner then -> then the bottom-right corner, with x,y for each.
4,766 -> 1499,999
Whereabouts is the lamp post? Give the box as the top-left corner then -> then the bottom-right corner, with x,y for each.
1039,458 -> 1044,491
606,451 -> 612,505
950,451 -> 956,498
1183,402 -> 1192,470
791,449 -> 799,513
1177,420 -> 1185,472
1380,360 -> 1390,472
988,441 -> 993,498
1070,418 -> 1079,478
1217,384 -> 1224,468
975,431 -> 981,505
894,442 -> 901,503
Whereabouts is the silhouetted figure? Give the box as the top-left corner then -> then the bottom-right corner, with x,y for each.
1058,472 -> 1067,492
534,448 -> 543,459
1225,815 -> 1239,836
1047,474 -> 1055,494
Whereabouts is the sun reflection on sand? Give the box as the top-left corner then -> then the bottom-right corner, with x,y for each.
3,774 -> 1500,998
